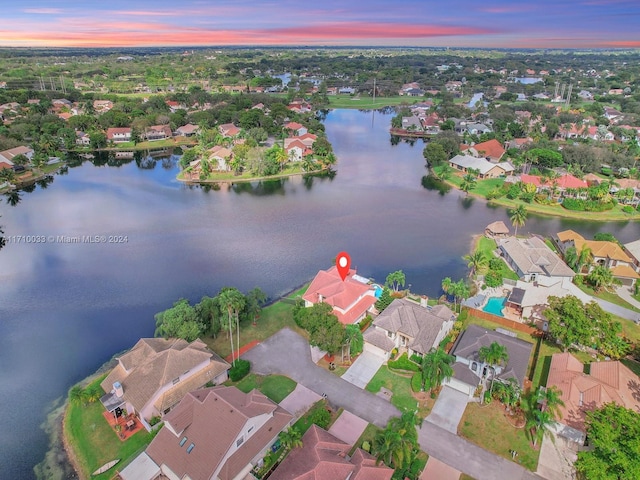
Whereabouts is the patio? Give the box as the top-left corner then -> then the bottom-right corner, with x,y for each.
102,411 -> 145,441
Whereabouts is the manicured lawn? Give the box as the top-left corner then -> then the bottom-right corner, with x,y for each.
327,95 -> 417,109
475,237 -> 519,281
459,402 -> 540,471
621,358 -> 640,377
291,400 -> 337,435
614,314 -> 640,344
233,374 -> 297,403
64,376 -> 154,480
575,283 -> 640,314
366,366 -> 425,414
203,291 -> 308,358
349,423 -> 383,455
182,163 -> 326,183
633,289 -> 640,303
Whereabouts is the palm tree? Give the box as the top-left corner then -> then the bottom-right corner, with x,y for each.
275,146 -> 289,172
463,250 -> 488,277
68,385 -> 85,405
509,205 -> 527,237
460,172 -> 477,195
586,264 -> 615,292
479,341 -> 509,392
537,386 -> 565,420
421,348 -> 454,394
279,427 -> 303,450
522,392 -> 554,447
564,246 -> 579,272
373,414 -> 419,471
441,277 -> 453,300
576,246 -> 593,274
451,279 -> 470,312
218,288 -> 246,365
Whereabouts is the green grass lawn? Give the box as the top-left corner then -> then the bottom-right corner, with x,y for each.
349,423 -> 383,455
64,376 -> 154,480
185,163 -> 326,183
327,95 -> 417,109
366,366 -> 420,413
203,291 -> 308,358
621,358 -> 640,377
475,236 -> 519,281
233,374 -> 297,403
291,400 -> 336,435
575,283 -> 640,314
459,402 -> 540,471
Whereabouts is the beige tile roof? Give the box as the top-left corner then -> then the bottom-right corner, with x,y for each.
101,338 -> 229,414
557,230 -> 632,263
146,386 -> 292,480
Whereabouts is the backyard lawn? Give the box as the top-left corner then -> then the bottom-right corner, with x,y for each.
327,95 -> 417,109
64,376 -> 154,480
204,285 -> 309,358
232,374 -> 297,403
475,236 -> 519,280
459,402 -> 540,471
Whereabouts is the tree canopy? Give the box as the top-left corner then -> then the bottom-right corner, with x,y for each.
294,302 -> 345,355
154,298 -> 203,341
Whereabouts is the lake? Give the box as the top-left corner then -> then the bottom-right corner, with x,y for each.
0,109 -> 638,478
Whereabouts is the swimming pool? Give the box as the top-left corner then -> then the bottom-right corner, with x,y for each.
483,296 -> 506,317
373,284 -> 383,298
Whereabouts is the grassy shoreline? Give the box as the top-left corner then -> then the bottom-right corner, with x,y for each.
177,166 -> 329,185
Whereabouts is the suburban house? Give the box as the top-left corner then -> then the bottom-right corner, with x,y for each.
465,122 -> 492,135
99,338 -> 230,429
604,107 -> 623,122
208,145 -> 234,171
75,131 -> 91,146
498,236 -> 576,282
0,145 -> 34,168
175,123 -> 200,137
270,425 -> 393,480
447,324 -> 534,397
144,125 -> 172,141
93,100 -> 113,113
546,352 -> 640,443
106,127 -> 132,143
463,139 -> 506,162
284,139 -> 310,162
448,154 -> 514,179
283,121 -> 307,136
219,123 -> 241,138
623,239 -> 640,273
302,266 -> 377,325
555,230 -> 639,286
518,174 -> 588,193
363,298 -> 455,360
120,386 -> 293,480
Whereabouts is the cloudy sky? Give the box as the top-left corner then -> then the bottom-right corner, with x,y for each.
2,0 -> 639,49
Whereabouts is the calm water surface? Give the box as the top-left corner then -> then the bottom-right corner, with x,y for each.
0,109 -> 638,478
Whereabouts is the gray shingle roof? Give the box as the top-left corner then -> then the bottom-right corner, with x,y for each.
499,236 -> 575,278
451,324 -> 534,387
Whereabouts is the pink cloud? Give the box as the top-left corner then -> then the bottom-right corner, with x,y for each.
23,8 -> 62,14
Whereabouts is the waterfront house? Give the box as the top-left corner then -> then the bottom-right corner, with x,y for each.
271,424 -> 393,480
364,298 -> 455,360
284,139 -> 310,162
546,352 -> 640,443
0,145 -> 34,168
120,386 -> 292,480
555,230 -> 639,286
75,131 -> 91,146
623,239 -> 640,274
283,121 -> 307,136
144,125 -> 172,141
448,154 -> 514,179
175,123 -> 200,137
106,127 -> 132,143
446,324 -> 534,397
498,236 -> 575,282
208,145 -> 233,171
303,266 -> 377,325
99,338 -> 230,429
464,139 -> 506,162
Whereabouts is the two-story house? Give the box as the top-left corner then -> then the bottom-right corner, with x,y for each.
363,298 -> 455,360
100,338 -> 230,429
106,127 -> 132,143
120,386 -> 293,480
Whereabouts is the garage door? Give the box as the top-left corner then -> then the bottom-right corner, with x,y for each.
363,342 -> 389,360
444,377 -> 474,398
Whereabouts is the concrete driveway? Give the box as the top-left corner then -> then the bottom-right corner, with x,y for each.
242,328 -> 400,428
420,457 -> 461,480
341,351 -> 385,389
426,386 -> 469,433
536,432 -> 578,480
279,384 -> 322,419
328,410 -> 368,446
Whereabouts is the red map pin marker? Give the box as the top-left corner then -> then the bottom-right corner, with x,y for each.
336,252 -> 351,281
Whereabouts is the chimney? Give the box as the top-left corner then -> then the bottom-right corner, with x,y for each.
420,296 -> 428,308
113,381 -> 124,398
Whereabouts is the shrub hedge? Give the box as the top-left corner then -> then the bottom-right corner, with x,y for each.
229,359 -> 251,381
388,353 -> 421,372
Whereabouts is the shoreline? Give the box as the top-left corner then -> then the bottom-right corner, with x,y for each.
436,175 -> 639,223
177,167 -> 330,185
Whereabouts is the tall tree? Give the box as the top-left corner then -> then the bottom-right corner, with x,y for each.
154,299 -> 202,341
420,348 -> 454,394
385,270 -> 406,292
343,324 -> 363,361
586,265 -> 615,292
460,171 -> 477,195
279,427 -> 303,450
479,341 -> 509,391
463,250 -> 488,277
218,288 -> 246,365
537,385 -> 565,420
575,404 -> 640,480
245,287 -> 268,325
509,205 -> 527,237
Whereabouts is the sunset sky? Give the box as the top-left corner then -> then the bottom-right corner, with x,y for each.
2,0 -> 640,49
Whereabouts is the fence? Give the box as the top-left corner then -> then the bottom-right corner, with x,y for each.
464,307 -> 541,336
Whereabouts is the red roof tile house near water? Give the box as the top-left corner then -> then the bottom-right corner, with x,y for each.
303,266 -> 377,325
271,424 -> 393,480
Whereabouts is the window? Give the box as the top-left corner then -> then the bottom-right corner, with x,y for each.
187,443 -> 195,454
236,437 -> 244,447
179,437 -> 187,447
172,377 -> 180,385
471,362 -> 477,372
248,426 -> 254,434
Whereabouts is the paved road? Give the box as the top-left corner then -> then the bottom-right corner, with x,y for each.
594,297 -> 638,321
418,421 -> 543,480
241,328 -> 400,428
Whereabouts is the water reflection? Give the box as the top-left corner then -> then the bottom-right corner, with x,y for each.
421,175 -> 451,195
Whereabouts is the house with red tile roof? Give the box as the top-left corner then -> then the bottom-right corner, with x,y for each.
284,139 -> 311,162
208,145 -> 234,171
271,425 -> 393,480
284,121 -> 307,136
303,266 -> 377,325
520,173 -> 587,192
120,386 -> 292,480
546,352 -> 640,442
219,123 -> 241,138
466,139 -> 506,162
106,127 -> 132,143
175,123 -> 200,137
